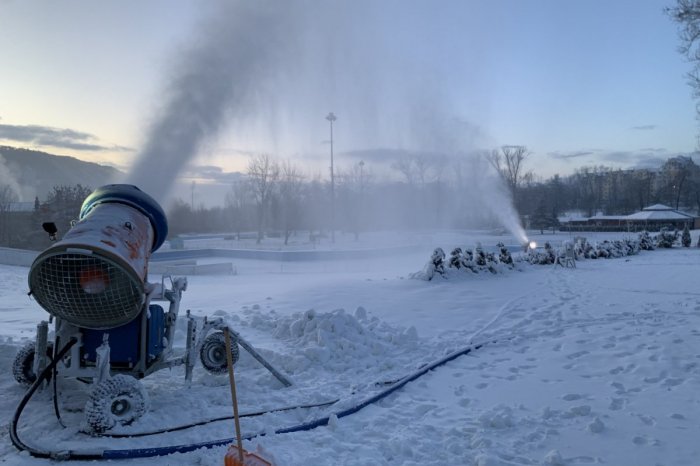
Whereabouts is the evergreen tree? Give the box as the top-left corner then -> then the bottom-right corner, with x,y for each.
430,247 -> 446,277
448,247 -> 463,269
682,223 -> 691,247
497,242 -> 514,267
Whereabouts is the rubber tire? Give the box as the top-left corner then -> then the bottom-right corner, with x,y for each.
12,341 -> 53,386
85,374 -> 149,433
199,332 -> 240,374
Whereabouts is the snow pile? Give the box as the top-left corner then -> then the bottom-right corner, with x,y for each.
255,308 -> 420,374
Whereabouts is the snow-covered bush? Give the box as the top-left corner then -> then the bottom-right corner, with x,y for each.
410,247 -> 446,281
497,242 -> 514,268
474,243 -> 498,273
655,228 -> 678,248
461,248 -> 478,273
414,243 -> 510,279
574,237 -> 598,259
638,231 -> 655,251
415,234 -> 651,280
622,238 -> 640,255
448,247 -> 463,269
462,243 -> 497,274
593,239 -> 640,259
595,241 -> 611,258
528,241 -> 557,265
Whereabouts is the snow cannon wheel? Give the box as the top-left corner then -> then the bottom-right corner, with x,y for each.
200,331 -> 240,374
12,340 -> 53,386
85,374 -> 149,433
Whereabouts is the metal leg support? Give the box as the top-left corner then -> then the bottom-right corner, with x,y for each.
229,328 -> 293,388
185,314 -> 197,384
33,321 -> 49,390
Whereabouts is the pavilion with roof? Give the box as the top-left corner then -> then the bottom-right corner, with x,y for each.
559,204 -> 698,232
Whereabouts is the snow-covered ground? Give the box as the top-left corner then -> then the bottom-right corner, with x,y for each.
1,230 -> 699,465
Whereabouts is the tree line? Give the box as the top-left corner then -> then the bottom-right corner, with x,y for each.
1,150 -> 699,250
168,150 -> 700,241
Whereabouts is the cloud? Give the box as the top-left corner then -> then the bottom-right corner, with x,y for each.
597,149 -> 670,169
340,148 -> 422,164
638,147 -> 668,153
630,124 -> 657,131
600,150 -> 633,163
0,123 -> 130,152
182,164 -> 244,184
547,147 -> 674,171
548,150 -> 593,160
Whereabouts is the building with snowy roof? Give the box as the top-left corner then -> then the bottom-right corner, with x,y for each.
559,204 -> 698,232
623,204 -> 698,231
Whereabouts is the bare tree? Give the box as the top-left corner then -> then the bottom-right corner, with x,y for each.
487,145 -> 531,195
336,162 -> 374,240
278,160 -> 304,245
224,179 -> 254,239
657,155 -> 698,209
0,184 -> 19,245
668,1 -> 700,122
247,154 -> 279,243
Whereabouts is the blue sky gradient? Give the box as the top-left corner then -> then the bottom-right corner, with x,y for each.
0,0 -> 696,193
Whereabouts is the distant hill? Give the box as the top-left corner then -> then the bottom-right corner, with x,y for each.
0,146 -> 121,201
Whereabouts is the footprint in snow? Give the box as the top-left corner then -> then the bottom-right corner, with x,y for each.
662,377 -> 684,388
565,405 -> 592,417
567,350 -> 589,360
609,398 -> 625,410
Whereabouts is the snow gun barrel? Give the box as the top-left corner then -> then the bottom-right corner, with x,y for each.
28,184 -> 168,330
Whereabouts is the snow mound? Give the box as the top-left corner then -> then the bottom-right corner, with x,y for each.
262,308 -> 419,373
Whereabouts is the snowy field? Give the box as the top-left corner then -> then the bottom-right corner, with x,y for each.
0,230 -> 699,465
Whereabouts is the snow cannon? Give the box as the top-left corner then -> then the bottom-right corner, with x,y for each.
12,184 -> 290,435
29,184 -> 168,329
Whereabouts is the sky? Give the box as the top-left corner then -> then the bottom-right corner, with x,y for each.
0,0 -> 697,205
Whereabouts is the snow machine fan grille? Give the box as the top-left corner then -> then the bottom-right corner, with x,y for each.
29,251 -> 144,330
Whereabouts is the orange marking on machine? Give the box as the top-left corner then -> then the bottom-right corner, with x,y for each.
79,266 -> 110,294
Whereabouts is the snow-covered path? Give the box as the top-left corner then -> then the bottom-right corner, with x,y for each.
0,243 -> 698,465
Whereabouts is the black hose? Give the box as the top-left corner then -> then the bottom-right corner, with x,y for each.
8,338 -> 103,460
86,398 -> 339,438
10,337 -> 493,460
51,336 -> 66,428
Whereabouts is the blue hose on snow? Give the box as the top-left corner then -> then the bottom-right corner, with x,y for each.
101,341 -> 486,459
12,340 -> 487,460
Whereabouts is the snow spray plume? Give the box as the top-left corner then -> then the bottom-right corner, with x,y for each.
0,154 -> 22,201
464,153 -> 528,244
126,1 -> 298,204
405,115 -> 528,243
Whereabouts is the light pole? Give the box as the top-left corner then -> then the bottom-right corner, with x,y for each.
358,160 -> 365,241
326,112 -> 337,243
191,180 -> 196,210
359,160 -> 364,192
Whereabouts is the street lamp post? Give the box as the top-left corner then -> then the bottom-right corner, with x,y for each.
358,160 -> 365,241
359,160 -> 364,191
326,112 -> 337,243
191,180 -> 196,210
